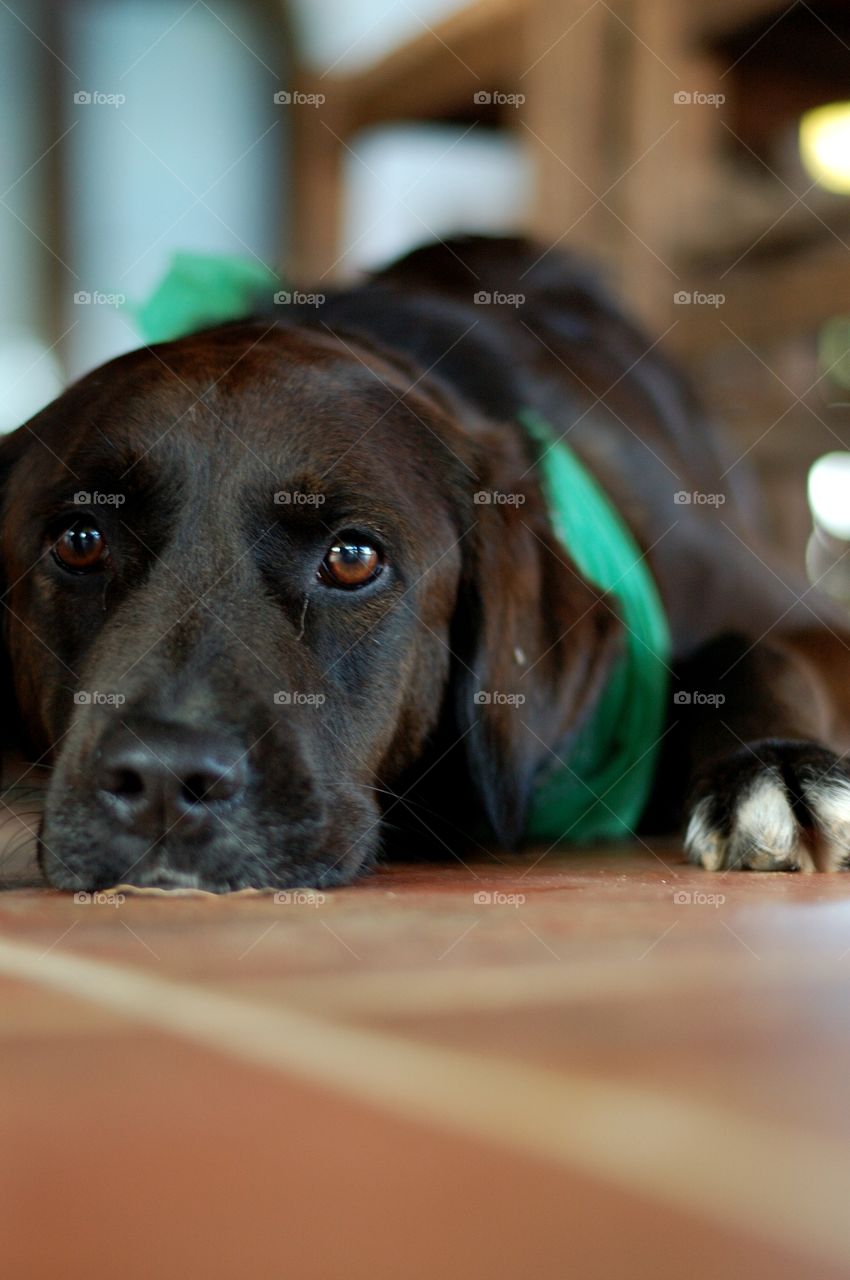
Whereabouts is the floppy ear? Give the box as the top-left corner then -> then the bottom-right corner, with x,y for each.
451,443 -> 623,849
0,426 -> 31,751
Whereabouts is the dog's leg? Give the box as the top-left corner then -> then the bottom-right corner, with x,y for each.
677,631 -> 850,871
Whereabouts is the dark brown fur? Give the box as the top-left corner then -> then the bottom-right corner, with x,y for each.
2,236 -> 849,889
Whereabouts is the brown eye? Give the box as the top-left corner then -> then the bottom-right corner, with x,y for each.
319,535 -> 383,589
52,521 -> 108,573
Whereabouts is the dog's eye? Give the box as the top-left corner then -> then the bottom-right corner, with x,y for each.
318,534 -> 383,589
51,520 -> 108,573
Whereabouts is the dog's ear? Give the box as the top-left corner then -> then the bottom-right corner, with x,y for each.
450,434 -> 623,849
0,425 -> 25,600
0,426 -> 31,749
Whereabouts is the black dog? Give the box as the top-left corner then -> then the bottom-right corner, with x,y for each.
2,236 -> 849,891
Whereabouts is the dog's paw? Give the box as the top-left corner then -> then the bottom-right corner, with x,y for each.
684,740 -> 850,872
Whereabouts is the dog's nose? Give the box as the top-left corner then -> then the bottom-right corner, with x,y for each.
95,718 -> 247,838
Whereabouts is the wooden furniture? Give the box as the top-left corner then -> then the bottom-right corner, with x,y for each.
286,1 -> 850,569
287,0 -> 850,350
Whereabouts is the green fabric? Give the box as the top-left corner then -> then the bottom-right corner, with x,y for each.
130,252 -> 279,344
520,409 -> 671,843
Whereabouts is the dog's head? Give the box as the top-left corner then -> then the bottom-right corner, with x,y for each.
0,323 -> 619,890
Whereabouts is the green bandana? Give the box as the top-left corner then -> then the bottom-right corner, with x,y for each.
130,252 -> 279,345
520,410 -> 671,843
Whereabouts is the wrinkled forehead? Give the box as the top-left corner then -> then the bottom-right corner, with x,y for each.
10,327 -> 469,525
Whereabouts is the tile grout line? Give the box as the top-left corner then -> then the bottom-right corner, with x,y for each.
222,949 -> 850,1016
0,933 -> 847,1268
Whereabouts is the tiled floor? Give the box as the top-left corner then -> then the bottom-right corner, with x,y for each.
3,791 -> 850,1277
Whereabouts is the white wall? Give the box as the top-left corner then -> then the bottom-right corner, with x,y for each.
290,0 -> 469,73
341,125 -> 531,275
61,0 -> 285,377
0,0 -> 64,432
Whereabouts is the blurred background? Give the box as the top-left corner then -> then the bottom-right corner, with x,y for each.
3,0 -> 850,582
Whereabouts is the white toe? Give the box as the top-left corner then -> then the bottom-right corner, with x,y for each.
728,774 -> 810,870
684,797 -> 727,870
805,777 -> 850,871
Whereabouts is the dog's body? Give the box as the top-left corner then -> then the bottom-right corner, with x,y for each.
3,235 -> 850,890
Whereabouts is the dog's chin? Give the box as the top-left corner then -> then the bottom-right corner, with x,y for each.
118,862 -> 208,892
37,822 -> 377,895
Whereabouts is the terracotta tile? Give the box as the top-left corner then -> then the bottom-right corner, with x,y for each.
4,847 -> 850,1277
0,1030 -> 837,1280
0,975 -> 119,1037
